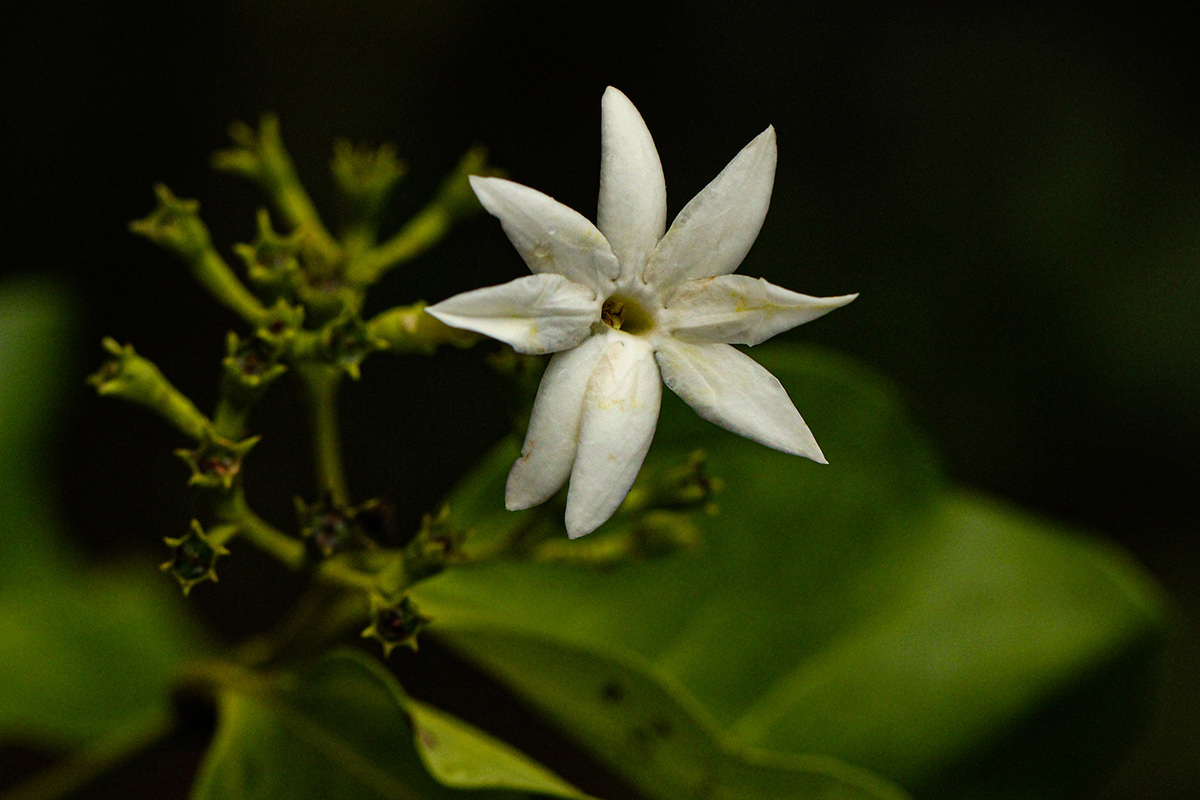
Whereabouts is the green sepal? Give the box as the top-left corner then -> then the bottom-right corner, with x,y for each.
175,431 -> 260,490
361,595 -> 430,657
403,505 -> 466,583
162,520 -> 232,596
88,338 -> 211,440
233,208 -> 304,298
255,299 -> 306,349
320,312 -> 388,379
295,496 -> 363,558
128,183 -> 209,259
222,330 -> 288,396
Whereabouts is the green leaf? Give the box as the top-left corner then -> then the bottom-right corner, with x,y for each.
411,344 -> 1165,800
0,280 -> 211,746
0,278 -> 76,578
190,650 -> 597,800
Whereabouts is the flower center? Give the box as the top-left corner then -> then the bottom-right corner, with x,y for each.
600,294 -> 655,335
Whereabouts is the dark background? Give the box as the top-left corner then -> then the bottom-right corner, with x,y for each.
2,2 -> 1197,797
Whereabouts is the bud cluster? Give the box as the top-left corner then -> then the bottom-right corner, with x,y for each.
94,115 -> 500,655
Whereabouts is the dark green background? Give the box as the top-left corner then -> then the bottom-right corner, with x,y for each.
2,2 -> 1196,797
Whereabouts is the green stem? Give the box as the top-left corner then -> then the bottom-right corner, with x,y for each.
0,712 -> 172,800
214,488 -> 306,569
191,249 -> 269,325
211,395 -> 250,441
301,365 -> 350,507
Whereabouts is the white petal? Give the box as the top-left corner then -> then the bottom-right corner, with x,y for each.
426,274 -> 599,354
655,339 -> 825,462
565,337 -> 662,538
643,127 -> 777,289
505,332 -> 613,510
665,275 -> 857,345
469,175 -> 619,295
598,87 -> 667,280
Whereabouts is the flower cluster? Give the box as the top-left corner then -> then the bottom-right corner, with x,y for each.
429,88 -> 856,537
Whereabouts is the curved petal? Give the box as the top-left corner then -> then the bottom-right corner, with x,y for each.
505,332 -> 614,511
565,337 -> 662,538
665,275 -> 857,345
643,126 -> 777,289
469,175 -> 619,295
655,339 -> 825,461
598,87 -> 667,280
426,274 -> 599,354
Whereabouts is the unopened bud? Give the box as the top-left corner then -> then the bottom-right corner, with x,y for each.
331,139 -> 407,227
366,303 -> 479,356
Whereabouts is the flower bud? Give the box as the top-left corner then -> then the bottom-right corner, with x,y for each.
331,138 -> 407,229
366,303 -> 479,356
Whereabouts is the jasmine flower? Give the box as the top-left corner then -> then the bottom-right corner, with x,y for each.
428,88 -> 856,538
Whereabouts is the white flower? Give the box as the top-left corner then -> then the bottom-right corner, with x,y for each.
428,87 -> 856,538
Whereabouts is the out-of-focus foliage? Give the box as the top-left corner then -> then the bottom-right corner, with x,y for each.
413,345 -> 1166,800
0,281 -> 211,746
191,651 -> 596,800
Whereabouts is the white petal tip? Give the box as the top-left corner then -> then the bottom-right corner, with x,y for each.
565,518 -> 599,539
423,304 -> 450,324
505,476 -> 547,512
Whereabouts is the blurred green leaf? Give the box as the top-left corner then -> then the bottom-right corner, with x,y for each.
190,650 -> 596,800
0,279 -> 210,746
411,344 -> 1165,800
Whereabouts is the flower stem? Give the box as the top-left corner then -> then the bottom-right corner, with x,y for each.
301,365 -> 350,507
214,488 -> 306,569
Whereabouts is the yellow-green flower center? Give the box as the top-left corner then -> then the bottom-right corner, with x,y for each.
600,294 -> 655,335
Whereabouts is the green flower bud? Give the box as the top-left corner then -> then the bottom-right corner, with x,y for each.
331,138 -> 407,233
366,302 -> 480,356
